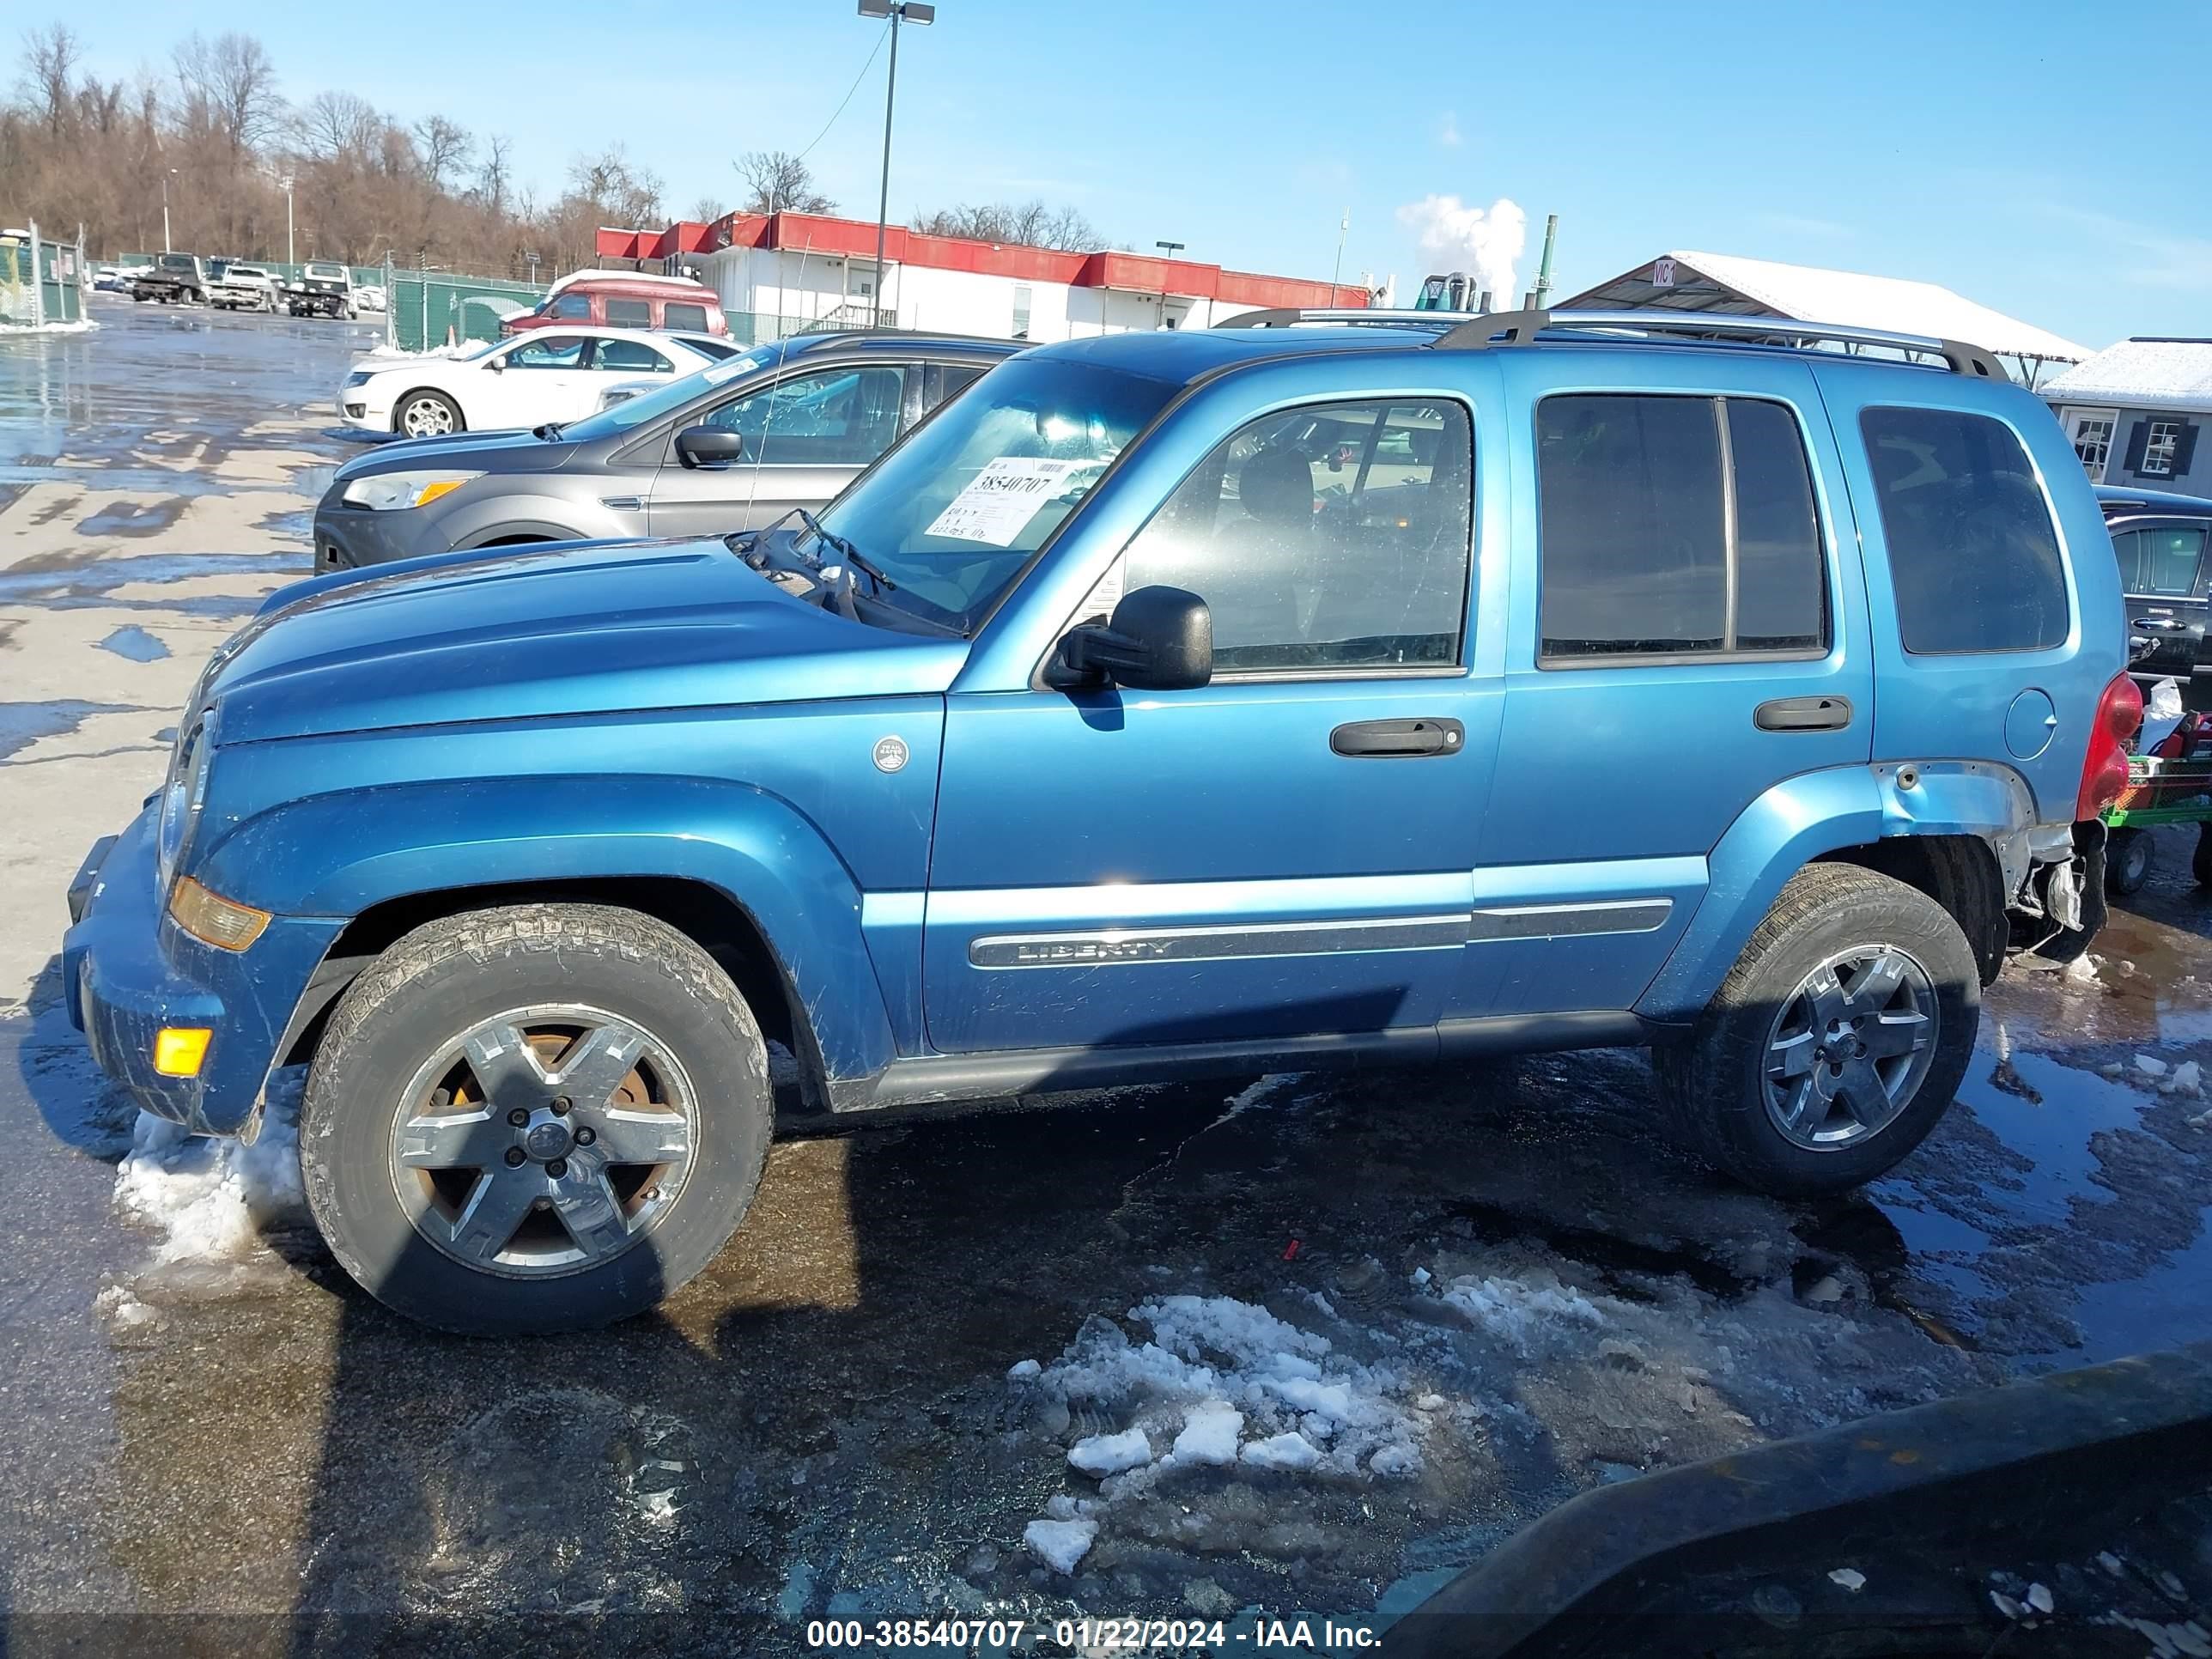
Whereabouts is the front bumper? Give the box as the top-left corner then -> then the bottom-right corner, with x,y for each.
62,806 -> 344,1136
313,500 -> 443,572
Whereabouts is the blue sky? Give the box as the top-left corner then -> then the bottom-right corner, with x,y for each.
50,0 -> 2212,349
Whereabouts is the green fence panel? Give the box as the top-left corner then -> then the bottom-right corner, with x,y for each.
386,271 -> 548,351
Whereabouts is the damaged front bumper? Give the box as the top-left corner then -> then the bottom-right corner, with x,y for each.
60,806 -> 343,1136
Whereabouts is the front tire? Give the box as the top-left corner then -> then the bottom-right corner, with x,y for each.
394,389 -> 462,438
1653,863 -> 1977,1197
301,904 -> 772,1334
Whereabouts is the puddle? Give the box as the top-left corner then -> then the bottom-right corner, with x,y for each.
0,550 -> 301,617
254,507 -> 314,544
96,626 -> 172,663
78,500 -> 186,538
0,701 -> 136,762
1449,1199 -> 1759,1301
1956,1048 -> 2151,1224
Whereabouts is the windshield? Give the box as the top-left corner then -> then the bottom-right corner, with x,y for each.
559,347 -> 779,441
810,357 -> 1177,630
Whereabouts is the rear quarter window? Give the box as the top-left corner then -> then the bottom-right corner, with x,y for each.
605,297 -> 653,327
1858,406 -> 2069,654
663,302 -> 710,331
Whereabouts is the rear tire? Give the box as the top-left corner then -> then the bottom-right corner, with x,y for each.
2106,827 -> 2153,896
301,903 -> 772,1334
2194,823 -> 2212,890
1653,863 -> 1977,1197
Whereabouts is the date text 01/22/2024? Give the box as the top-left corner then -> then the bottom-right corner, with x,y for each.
801,1615 -> 1383,1650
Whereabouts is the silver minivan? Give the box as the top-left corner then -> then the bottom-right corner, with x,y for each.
313,331 -> 1016,570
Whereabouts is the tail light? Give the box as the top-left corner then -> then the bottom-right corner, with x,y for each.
2077,672 -> 2145,820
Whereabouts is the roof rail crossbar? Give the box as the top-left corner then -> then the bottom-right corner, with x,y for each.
1215,307 -> 1457,329
1431,307 -> 2008,379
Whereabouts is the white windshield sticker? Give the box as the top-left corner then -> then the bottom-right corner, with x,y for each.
923,457 -> 1085,546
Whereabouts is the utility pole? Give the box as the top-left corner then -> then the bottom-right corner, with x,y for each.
280,176 -> 295,266
161,169 -> 177,253
1532,213 -> 1559,309
858,0 -> 935,326
1331,207 -> 1349,291
1155,240 -> 1184,328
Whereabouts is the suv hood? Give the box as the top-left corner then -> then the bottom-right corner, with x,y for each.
208,538 -> 969,744
331,427 -> 579,483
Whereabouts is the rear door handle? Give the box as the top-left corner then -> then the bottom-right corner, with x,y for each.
1331,718 -> 1464,757
1754,696 -> 1853,732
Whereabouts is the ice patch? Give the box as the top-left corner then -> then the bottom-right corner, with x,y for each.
112,1098 -> 305,1262
1023,1517 -> 1097,1574
1438,1270 -> 1607,1352
1068,1428 -> 1152,1476
1829,1567 -> 1867,1592
1006,1358 -> 1041,1380
2136,1054 -> 2169,1078
1170,1401 -> 1242,1467
1240,1431 -> 1320,1471
1368,1442 -> 1420,1478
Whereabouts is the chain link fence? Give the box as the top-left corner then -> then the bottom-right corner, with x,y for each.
384,268 -> 549,351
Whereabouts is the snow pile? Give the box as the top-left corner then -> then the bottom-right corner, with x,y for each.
1023,1516 -> 1097,1574
0,317 -> 99,336
1170,1401 -> 1242,1466
112,1103 -> 306,1262
1438,1269 -> 1608,1353
1067,1428 -> 1152,1476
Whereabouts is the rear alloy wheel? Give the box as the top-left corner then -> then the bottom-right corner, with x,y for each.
395,390 -> 462,438
1654,863 -> 1977,1196
302,904 -> 771,1334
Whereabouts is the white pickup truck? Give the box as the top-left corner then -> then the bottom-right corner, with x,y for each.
210,264 -> 278,312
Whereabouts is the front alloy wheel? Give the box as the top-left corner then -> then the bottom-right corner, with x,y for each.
1760,946 -> 1936,1151
392,1008 -> 696,1276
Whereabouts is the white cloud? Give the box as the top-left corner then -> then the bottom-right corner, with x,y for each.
1395,194 -> 1528,307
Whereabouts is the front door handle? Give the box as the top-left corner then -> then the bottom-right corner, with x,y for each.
1754,696 -> 1854,732
1331,718 -> 1464,757
2133,617 -> 2187,631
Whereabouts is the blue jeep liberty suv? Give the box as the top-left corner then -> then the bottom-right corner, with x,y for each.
63,307 -> 2137,1334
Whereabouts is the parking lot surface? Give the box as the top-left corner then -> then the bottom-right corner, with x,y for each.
2,300 -> 2209,1653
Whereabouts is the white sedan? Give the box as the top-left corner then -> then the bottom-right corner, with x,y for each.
337,328 -> 721,438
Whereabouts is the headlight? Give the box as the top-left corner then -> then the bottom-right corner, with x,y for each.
341,471 -> 483,512
155,707 -> 216,894
343,370 -> 373,388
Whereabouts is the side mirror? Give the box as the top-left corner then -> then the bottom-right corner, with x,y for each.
1052,585 -> 1212,691
485,356 -> 505,373
676,426 -> 745,470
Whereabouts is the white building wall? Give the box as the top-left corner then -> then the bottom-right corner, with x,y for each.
695,244 -> 1267,342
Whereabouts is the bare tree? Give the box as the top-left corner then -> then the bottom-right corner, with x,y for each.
18,23 -> 78,135
911,198 -> 1097,250
296,89 -> 379,161
734,149 -> 833,216
688,196 -> 728,224
565,145 -> 662,227
413,114 -> 471,189
174,31 -> 281,155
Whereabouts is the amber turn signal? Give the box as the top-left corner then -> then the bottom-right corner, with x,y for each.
167,875 -> 271,951
153,1027 -> 212,1078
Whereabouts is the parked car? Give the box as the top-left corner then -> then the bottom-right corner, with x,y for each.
314,331 -> 1012,568
283,262 -> 354,319
210,263 -> 278,311
335,327 -> 725,439
2101,483 -> 2212,704
349,283 -> 388,316
503,270 -> 726,338
64,307 -> 2131,1334
93,264 -> 136,293
131,253 -> 208,305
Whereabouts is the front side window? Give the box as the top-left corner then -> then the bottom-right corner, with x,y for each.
664,302 -> 709,331
2142,421 -> 2184,477
605,296 -> 652,327
505,336 -> 587,370
594,338 -> 672,374
703,365 -> 906,465
1118,399 -> 1474,672
547,293 -> 592,320
1537,394 -> 1826,660
2112,525 -> 2208,597
1859,406 -> 2069,654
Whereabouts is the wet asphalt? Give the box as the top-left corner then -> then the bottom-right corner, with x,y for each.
0,301 -> 2208,1656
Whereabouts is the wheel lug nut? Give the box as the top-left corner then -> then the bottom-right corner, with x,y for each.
507,1108 -> 529,1127
432,1088 -> 452,1108
504,1147 -> 526,1167
551,1097 -> 571,1116
546,1158 -> 568,1179
575,1127 -> 596,1146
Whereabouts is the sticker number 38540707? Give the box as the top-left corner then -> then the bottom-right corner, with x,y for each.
922,457 -> 1085,547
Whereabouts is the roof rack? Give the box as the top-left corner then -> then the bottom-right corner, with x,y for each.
1214,305 -> 2007,379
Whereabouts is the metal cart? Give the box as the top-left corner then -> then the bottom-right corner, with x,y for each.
2102,749 -> 2212,894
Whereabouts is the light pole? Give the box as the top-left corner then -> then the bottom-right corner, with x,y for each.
857,0 -> 934,325
161,168 -> 178,253
1330,207 -> 1349,292
1154,240 -> 1184,329
280,175 -> 295,265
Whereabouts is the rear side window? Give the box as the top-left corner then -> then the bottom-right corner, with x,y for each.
1859,407 -> 2069,654
1536,394 -> 1826,661
2112,525 -> 2208,597
605,296 -> 652,327
663,302 -> 709,331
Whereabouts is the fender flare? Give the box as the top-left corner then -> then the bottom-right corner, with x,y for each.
196,773 -> 901,1084
1636,761 -> 2039,1022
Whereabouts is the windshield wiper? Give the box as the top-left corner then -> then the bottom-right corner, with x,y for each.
794,508 -> 898,592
